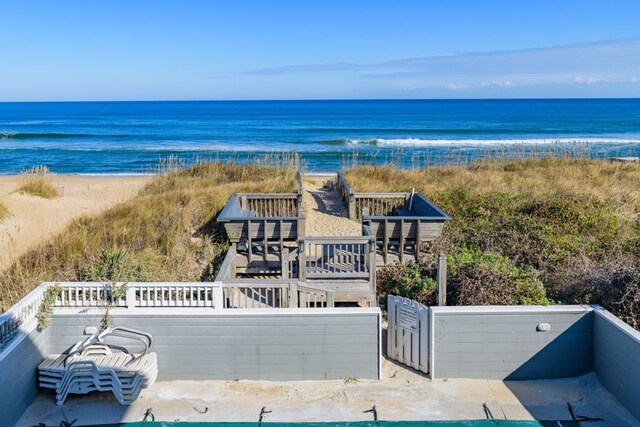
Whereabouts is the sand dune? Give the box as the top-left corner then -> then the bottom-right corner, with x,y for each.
0,175 -> 151,271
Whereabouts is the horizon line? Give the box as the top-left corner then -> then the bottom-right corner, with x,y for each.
2,96 -> 640,104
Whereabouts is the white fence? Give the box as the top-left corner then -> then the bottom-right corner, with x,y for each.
387,295 -> 429,374
0,280 -> 335,351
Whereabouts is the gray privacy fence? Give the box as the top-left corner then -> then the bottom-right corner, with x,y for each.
385,300 -> 640,424
429,305 -> 594,380
46,308 -> 381,381
0,305 -> 381,427
593,308 -> 640,421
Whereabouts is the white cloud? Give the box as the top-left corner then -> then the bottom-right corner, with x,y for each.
571,76 -> 606,85
447,83 -> 469,90
478,80 -> 515,88
447,80 -> 514,90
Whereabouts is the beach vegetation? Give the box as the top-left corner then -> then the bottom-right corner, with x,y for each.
2,156 -> 640,329
16,165 -> 59,199
36,285 -> 62,330
346,157 -> 640,328
0,161 -> 297,312
0,202 -> 8,222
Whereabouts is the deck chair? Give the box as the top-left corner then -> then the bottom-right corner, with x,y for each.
38,327 -> 157,405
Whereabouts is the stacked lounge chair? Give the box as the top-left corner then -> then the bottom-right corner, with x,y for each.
38,327 -> 157,405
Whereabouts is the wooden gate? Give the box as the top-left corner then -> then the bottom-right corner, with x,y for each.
387,295 -> 429,374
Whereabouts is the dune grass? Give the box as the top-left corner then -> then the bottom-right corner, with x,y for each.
346,157 -> 640,328
16,165 -> 59,199
0,162 -> 297,312
0,202 -> 8,222
2,156 -> 639,328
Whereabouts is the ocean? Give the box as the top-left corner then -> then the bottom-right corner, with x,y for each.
0,99 -> 639,174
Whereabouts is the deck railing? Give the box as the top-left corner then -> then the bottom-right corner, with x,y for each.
240,193 -> 301,217
298,236 -> 376,285
0,283 -> 49,350
353,193 -> 408,219
221,281 -> 291,308
49,282 -> 222,309
337,172 -> 408,220
298,283 -> 335,308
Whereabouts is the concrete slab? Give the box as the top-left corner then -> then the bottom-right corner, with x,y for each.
16,369 -> 639,426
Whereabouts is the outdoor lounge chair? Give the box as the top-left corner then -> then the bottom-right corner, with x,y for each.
38,327 -> 158,405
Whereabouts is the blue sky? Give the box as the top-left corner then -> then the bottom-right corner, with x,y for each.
1,0 -> 639,101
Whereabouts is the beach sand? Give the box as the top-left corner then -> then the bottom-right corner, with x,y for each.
0,175 -> 152,271
303,176 -> 362,237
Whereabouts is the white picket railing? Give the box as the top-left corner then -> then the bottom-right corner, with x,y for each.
0,282 -> 50,350
0,279 -> 335,352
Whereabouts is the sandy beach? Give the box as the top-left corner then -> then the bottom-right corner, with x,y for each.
0,175 -> 152,271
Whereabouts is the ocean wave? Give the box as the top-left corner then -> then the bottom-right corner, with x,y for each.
321,138 -> 640,147
0,131 -> 107,140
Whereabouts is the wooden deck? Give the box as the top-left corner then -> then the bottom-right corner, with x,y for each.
215,172 -> 450,307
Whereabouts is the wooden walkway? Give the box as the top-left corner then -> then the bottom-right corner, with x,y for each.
302,176 -> 361,237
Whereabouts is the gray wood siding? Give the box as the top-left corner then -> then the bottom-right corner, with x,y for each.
594,309 -> 640,421
47,309 -> 380,381
432,310 -> 593,380
0,326 -> 49,427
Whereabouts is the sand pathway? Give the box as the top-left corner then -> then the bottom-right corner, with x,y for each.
302,176 -> 361,237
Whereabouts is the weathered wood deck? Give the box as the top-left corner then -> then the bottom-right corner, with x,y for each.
215,171 -> 450,307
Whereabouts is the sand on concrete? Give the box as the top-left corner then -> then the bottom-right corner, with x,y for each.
303,175 -> 362,237
0,175 -> 151,271
17,363 -> 639,426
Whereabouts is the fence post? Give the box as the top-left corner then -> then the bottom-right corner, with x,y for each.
349,193 -> 356,220
298,215 -> 306,239
298,239 -> 307,281
327,290 -> 335,308
368,238 -> 377,296
281,247 -> 289,279
126,286 -> 136,309
212,282 -> 224,310
437,253 -> 447,306
290,281 -> 299,308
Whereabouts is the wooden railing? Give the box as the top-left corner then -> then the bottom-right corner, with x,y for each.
353,193 -> 407,219
336,172 -> 355,219
50,282 -> 222,309
221,282 -> 291,309
337,172 -> 408,220
240,193 -> 300,217
298,283 -> 335,308
0,278 -> 335,352
298,236 -> 376,284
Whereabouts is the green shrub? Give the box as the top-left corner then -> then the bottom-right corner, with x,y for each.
447,249 -> 552,306
377,258 -> 438,306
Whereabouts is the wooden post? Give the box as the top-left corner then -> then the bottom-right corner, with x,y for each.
212,282 -> 224,310
437,253 -> 447,306
126,286 -> 136,309
349,193 -> 356,221
263,219 -> 268,263
290,281 -> 299,308
368,238 -> 377,295
281,247 -> 289,279
298,215 -> 306,238
298,240 -> 307,281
